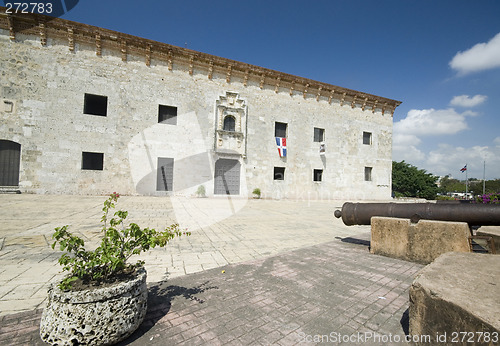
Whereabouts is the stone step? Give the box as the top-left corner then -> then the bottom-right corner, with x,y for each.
0,186 -> 21,194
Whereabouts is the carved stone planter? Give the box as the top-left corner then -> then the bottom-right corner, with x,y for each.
40,267 -> 147,345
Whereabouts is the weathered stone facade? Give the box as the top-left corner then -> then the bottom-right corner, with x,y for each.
0,11 -> 401,199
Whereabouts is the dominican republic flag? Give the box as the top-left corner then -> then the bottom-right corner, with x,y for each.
276,137 -> 287,157
460,165 -> 467,172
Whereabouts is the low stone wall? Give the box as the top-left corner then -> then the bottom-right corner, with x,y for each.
409,252 -> 500,345
370,217 -> 470,264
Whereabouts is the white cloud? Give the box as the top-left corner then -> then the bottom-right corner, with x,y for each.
461,110 -> 480,117
450,32 -> 500,75
393,140 -> 500,179
392,143 -> 425,163
426,144 -> 500,179
393,108 -> 468,137
391,102 -> 500,178
392,133 -> 425,163
449,94 -> 487,108
393,133 -> 421,147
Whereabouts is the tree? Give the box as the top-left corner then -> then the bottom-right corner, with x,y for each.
392,161 -> 439,200
439,177 -> 500,196
439,175 -> 464,194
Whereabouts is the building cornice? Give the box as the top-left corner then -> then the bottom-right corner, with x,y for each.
0,9 -> 402,116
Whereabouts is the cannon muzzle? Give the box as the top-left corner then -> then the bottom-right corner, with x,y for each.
334,202 -> 500,226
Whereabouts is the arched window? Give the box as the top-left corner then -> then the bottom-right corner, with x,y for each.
223,116 -> 236,132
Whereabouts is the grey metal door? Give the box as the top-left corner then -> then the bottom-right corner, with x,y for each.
214,159 -> 240,195
0,140 -> 21,186
157,157 -> 174,191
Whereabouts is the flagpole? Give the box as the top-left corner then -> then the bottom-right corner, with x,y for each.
483,161 -> 486,195
465,163 -> 468,199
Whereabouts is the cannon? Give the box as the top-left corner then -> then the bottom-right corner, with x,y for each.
334,202 -> 500,226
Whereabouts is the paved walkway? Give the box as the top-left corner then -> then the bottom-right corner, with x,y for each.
0,194 -> 369,316
0,195 -> 424,345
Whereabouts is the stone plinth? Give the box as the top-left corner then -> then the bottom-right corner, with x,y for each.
476,226 -> 500,254
409,252 -> 500,345
371,217 -> 471,264
40,268 -> 147,345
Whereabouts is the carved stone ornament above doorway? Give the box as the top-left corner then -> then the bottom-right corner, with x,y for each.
214,92 -> 247,158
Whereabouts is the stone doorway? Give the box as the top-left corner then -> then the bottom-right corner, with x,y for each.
0,140 -> 21,186
214,159 -> 240,195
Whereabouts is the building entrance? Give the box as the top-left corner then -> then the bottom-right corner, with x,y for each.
214,159 -> 240,195
0,140 -> 21,186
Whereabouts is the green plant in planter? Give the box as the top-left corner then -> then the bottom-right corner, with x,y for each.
252,188 -> 261,199
196,185 -> 206,197
52,192 -> 190,290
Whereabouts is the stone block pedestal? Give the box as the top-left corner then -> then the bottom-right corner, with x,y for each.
370,217 -> 471,264
409,252 -> 500,345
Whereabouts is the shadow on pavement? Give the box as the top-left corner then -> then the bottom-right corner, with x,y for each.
400,308 -> 410,335
118,280 -> 219,345
335,236 -> 371,248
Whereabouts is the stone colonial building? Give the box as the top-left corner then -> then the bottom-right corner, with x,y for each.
0,10 -> 401,199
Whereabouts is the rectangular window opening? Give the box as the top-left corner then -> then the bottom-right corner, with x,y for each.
82,152 -> 104,170
158,104 -> 178,125
84,93 -> 108,116
157,157 -> 174,191
365,167 -> 372,181
313,169 -> 323,182
274,167 -> 285,180
3,100 -> 13,113
275,122 -> 287,138
314,127 -> 325,142
363,131 -> 372,145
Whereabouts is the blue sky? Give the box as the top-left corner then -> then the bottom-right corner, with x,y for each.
13,0 -> 500,179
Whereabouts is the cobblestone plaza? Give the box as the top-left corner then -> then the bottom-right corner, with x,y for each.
0,195 -> 423,345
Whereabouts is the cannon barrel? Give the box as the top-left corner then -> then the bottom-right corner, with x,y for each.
334,202 -> 500,226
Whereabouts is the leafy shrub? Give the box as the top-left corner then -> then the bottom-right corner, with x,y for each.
436,195 -> 456,201
475,193 -> 500,204
196,185 -> 206,197
52,193 -> 190,290
252,188 -> 261,198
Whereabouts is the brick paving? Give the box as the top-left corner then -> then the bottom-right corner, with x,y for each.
0,195 -> 424,345
0,195 -> 369,316
0,237 -> 423,345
